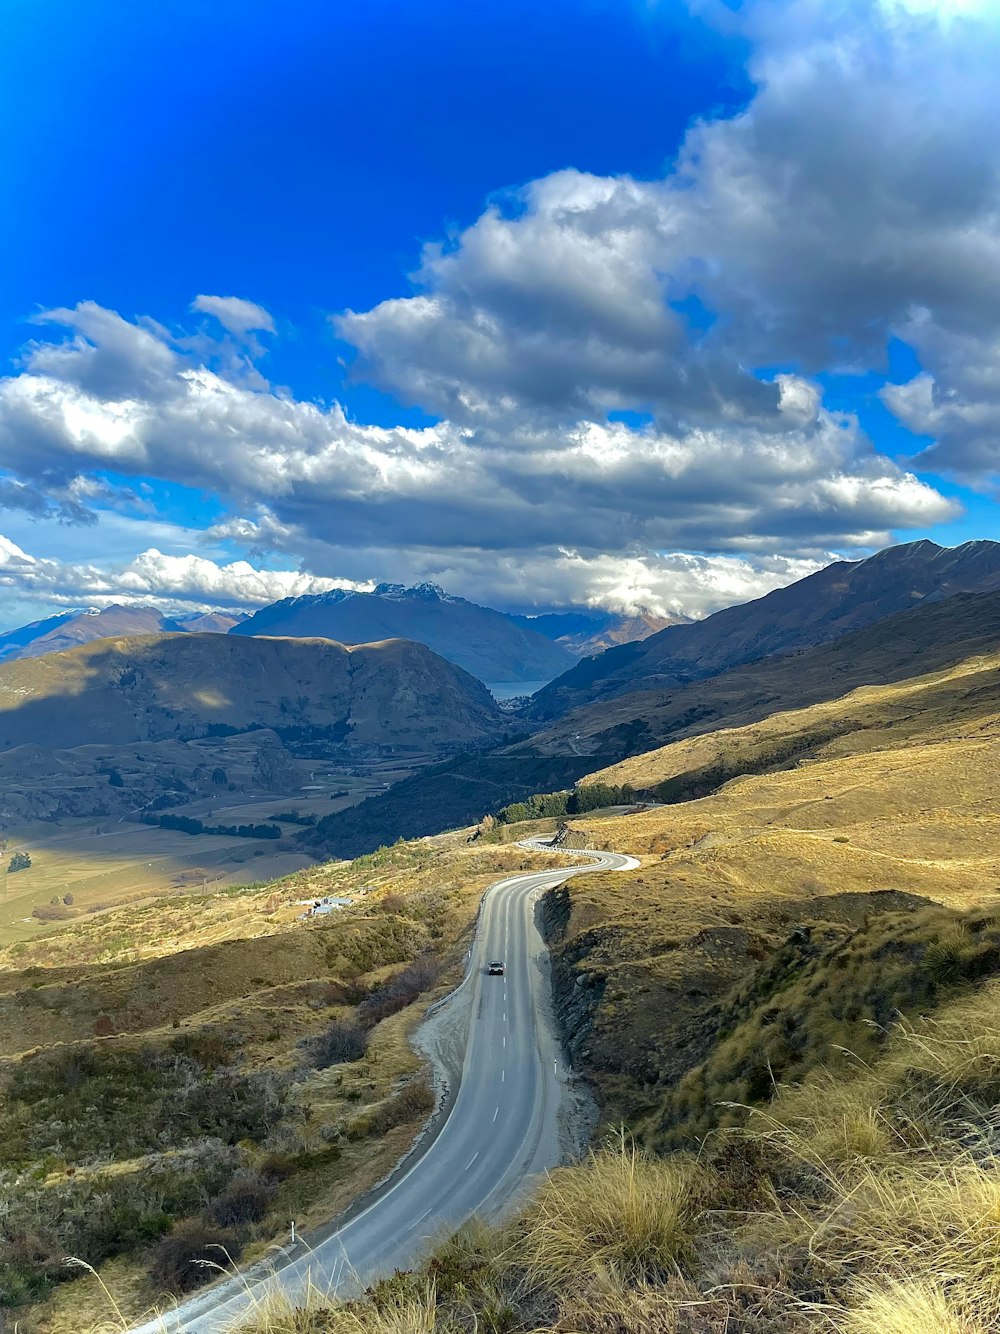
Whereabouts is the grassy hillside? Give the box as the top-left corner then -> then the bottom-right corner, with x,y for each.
0,834 -> 574,1328
206,615 -> 1000,1334
0,632 -> 504,752
583,631 -> 1000,800
537,716 -> 1000,1118
223,972 -> 1000,1331
304,586 -> 1000,858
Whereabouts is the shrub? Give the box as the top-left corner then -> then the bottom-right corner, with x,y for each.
206,1172 -> 275,1228
310,1018 -> 368,1068
150,1221 -> 240,1294
31,902 -> 73,921
8,851 -> 31,873
359,955 -> 440,1026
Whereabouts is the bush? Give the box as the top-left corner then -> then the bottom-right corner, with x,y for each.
31,903 -> 74,921
150,1220 -> 240,1294
206,1172 -> 275,1228
359,955 -> 440,1026
309,1018 -> 368,1068
8,851 -> 31,873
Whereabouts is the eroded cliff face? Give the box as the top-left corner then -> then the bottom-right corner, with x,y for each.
537,868 -> 956,1150
537,884 -> 607,1074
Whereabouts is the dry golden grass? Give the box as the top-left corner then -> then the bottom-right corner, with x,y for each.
588,646 -> 1000,794
838,1279 -> 985,1334
511,1132 -> 710,1289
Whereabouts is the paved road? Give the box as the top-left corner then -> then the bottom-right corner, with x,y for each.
130,839 -> 638,1333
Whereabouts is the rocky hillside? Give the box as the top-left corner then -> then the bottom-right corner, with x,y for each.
0,604 -> 247,662
527,539 -> 1000,721
0,632 -> 504,751
231,582 -> 575,685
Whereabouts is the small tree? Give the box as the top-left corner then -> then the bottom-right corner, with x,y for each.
108,769 -> 124,787
8,851 -> 31,873
212,767 -> 227,786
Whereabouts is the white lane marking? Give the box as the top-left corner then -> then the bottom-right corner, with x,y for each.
465,1152 -> 479,1169
501,1069 -> 505,1082
493,1105 -> 500,1122
503,1034 -> 506,1048
503,1011 -> 507,1022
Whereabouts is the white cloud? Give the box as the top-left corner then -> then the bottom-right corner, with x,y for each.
2,0 -> 995,614
0,536 -> 364,616
192,295 -> 275,335
0,304 -> 952,566
337,0 -> 1000,474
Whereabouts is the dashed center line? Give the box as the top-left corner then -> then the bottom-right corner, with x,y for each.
465,1152 -> 479,1170
493,1105 -> 500,1122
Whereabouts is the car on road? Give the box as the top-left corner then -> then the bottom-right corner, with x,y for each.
487,960 -> 505,975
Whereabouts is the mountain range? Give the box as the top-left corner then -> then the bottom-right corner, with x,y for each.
306,539 -> 1000,856
526,539 -> 1000,721
507,609 -> 686,658
0,605 -> 248,663
230,582 -> 577,684
0,590 -> 685,688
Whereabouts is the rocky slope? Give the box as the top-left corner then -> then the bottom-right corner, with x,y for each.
231,582 -> 575,685
527,539 -> 1000,721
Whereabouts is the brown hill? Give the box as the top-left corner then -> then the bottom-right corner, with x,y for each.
526,539 -> 1000,722
0,633 -> 504,751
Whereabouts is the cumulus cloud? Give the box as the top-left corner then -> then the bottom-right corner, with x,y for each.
338,0 -> 1000,470
1,0 -> 994,613
0,302 -> 951,571
192,295 -> 275,335
0,536 -> 364,613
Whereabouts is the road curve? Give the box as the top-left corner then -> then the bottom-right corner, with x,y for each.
130,838 -> 639,1333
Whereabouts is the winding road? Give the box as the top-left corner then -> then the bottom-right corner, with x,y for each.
129,838 -> 638,1333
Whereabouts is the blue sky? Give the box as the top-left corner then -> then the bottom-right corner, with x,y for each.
0,0 -> 997,628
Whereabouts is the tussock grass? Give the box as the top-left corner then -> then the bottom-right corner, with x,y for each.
838,1278 -> 985,1334
227,1279 -> 447,1333
511,1132 -> 711,1289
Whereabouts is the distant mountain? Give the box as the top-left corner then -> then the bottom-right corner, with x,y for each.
231,582 -> 575,685
0,604 -> 249,663
507,610 -> 688,658
520,583 -> 1000,762
305,576 -> 1000,859
527,540 -> 1000,722
0,632 -> 503,751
